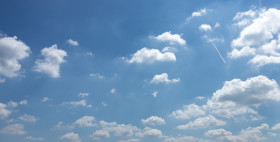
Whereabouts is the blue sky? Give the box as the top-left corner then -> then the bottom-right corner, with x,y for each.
2,0 -> 280,142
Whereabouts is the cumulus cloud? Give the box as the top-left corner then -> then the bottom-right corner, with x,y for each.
137,127 -> 163,138
0,36 -> 30,78
271,123 -> 280,130
19,100 -> 27,105
74,116 -> 95,127
141,116 -> 166,125
0,123 -> 26,135
203,75 -> 280,119
25,136 -> 45,141
164,136 -> 202,142
186,9 -> 207,21
228,46 -> 256,58
66,39 -> 79,46
7,101 -> 18,108
118,139 -> 140,142
176,115 -> 226,130
170,104 -> 205,120
231,8 -> 280,67
152,31 -> 186,46
34,44 -> 67,78
19,114 -> 38,123
128,48 -> 176,64
91,130 -> 110,140
199,24 -> 212,32
205,129 -> 232,137
0,103 -> 12,120
60,132 -> 81,142
162,47 -> 177,52
150,73 -> 180,84
152,91 -> 158,98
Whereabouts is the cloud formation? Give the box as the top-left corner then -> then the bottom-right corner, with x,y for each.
141,116 -> 166,125
150,73 -> 180,84
0,36 -> 30,78
34,44 -> 67,78
128,48 -> 176,64
153,31 -> 186,46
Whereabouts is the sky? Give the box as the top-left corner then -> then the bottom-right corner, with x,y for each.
2,0 -> 280,142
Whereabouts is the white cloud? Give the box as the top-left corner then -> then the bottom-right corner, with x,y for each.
128,48 -> 176,64
0,103 -> 12,120
170,104 -> 205,120
19,114 -> 38,123
63,100 -> 92,108
19,99 -> 27,105
118,139 -> 140,142
205,129 -> 232,137
164,136 -> 201,142
152,91 -> 158,98
228,46 -> 256,59
231,8 -> 280,67
153,31 -> 186,46
150,73 -> 180,84
60,132 -> 81,142
101,102 -> 107,107
162,47 -> 177,52
78,93 -> 89,98
137,127 -> 162,138
0,36 -> 30,78
0,123 -> 26,135
214,22 -> 220,28
186,9 -> 207,21
111,88 -> 116,94
199,24 -> 212,32
211,75 -> 280,105
25,136 -> 44,141
34,44 -> 67,78
141,116 -> 166,125
41,97 -> 49,102
203,75 -> 280,118
89,73 -> 104,79
66,39 -> 79,46
74,116 -> 95,127
249,55 -> 280,67
176,115 -> 226,130
195,96 -> 205,100
271,123 -> 280,130
91,130 -> 110,140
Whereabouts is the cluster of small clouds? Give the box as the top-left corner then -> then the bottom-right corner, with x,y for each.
0,35 -> 74,82
229,8 -> 280,67
63,93 -> 92,108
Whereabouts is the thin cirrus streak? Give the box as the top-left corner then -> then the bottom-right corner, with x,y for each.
210,40 -> 226,63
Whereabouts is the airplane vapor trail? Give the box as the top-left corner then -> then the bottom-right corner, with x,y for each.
209,40 -> 226,63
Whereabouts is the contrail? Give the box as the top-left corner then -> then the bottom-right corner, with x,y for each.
209,40 -> 226,63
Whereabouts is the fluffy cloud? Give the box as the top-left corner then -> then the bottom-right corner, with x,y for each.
271,123 -> 280,130
0,103 -> 12,120
0,36 -> 30,78
141,116 -> 166,125
199,24 -> 212,32
0,123 -> 26,135
230,8 -> 280,67
153,31 -> 186,46
128,48 -> 176,64
118,139 -> 140,142
152,91 -> 158,98
111,88 -> 116,94
186,9 -> 207,21
204,129 -> 232,137
211,75 -> 280,105
150,73 -> 180,84
34,44 -> 67,78
19,114 -> 38,123
164,136 -> 202,142
74,116 -> 95,127
89,73 -> 104,79
228,46 -> 256,58
91,130 -> 110,139
176,115 -> 226,130
170,104 -> 205,120
19,100 -> 28,105
162,47 -> 177,52
25,136 -> 45,141
60,132 -> 81,142
66,39 -> 79,46
137,127 -> 163,138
